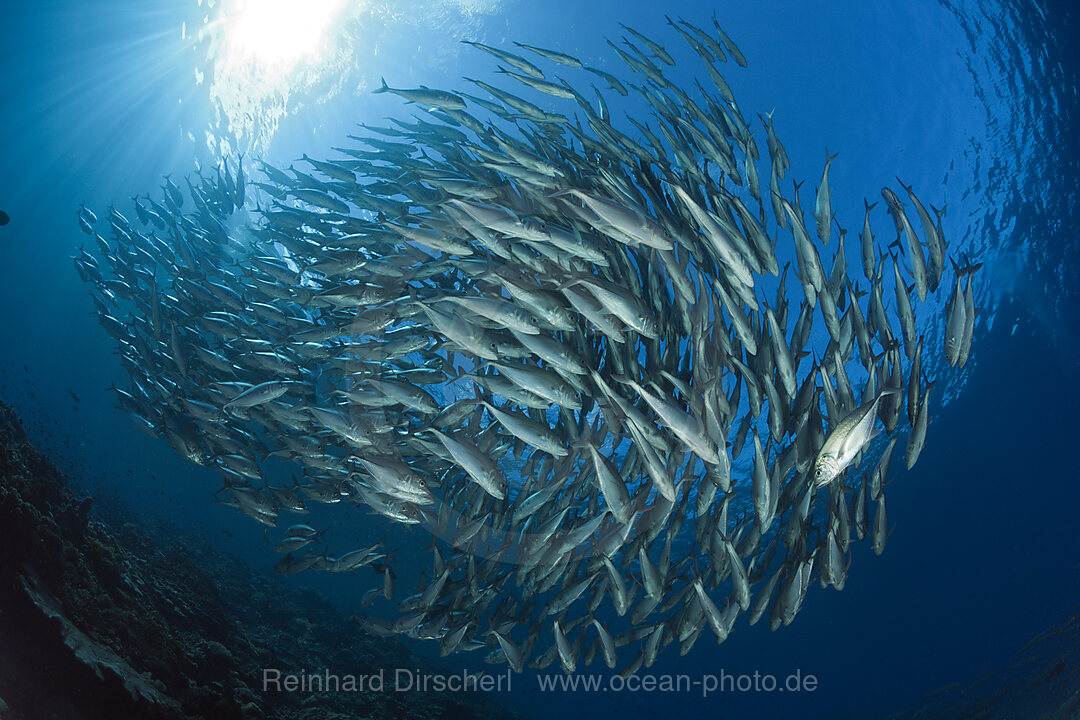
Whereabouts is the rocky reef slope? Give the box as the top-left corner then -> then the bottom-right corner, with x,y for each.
0,400 -> 517,720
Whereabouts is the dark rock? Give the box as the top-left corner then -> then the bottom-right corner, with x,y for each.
0,400 -> 520,720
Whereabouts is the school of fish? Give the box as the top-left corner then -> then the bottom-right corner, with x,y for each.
72,15 -> 979,675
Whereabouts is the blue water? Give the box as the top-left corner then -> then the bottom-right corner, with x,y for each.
0,0 -> 1077,718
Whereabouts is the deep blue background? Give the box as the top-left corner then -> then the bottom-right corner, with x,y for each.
0,0 -> 1077,718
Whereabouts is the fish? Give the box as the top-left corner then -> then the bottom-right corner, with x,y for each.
427,428 -> 507,500
621,24 -> 675,66
944,274 -> 967,367
583,65 -> 629,96
513,41 -> 583,68
482,400 -> 568,458
74,20 -> 966,676
223,381 -> 295,411
897,203 -> 929,302
372,77 -> 467,111
872,494 -> 890,555
623,377 -> 720,465
814,389 -> 900,487
712,14 -> 748,67
905,385 -> 931,469
752,430 -> 778,530
893,255 -> 918,361
302,153 -> 355,183
462,40 -> 546,79
493,631 -> 525,673
897,178 -> 946,291
585,442 -> 632,524
359,456 -> 436,505
860,201 -> 877,280
814,151 -> 838,245
495,66 -> 577,99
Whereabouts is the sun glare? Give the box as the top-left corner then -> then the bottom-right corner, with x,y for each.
225,0 -> 346,71
206,0 -> 353,153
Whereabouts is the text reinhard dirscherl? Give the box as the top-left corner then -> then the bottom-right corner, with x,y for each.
262,668 -> 819,697
263,668 -> 511,694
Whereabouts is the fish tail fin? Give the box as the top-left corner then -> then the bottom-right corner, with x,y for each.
864,199 -> 878,212
444,360 -> 466,382
826,149 -> 838,164
868,347 -> 889,367
951,254 -> 983,277
374,77 -> 390,94
570,437 -> 594,453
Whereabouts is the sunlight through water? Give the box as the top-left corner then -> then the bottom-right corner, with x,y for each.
204,0 -> 351,154
227,0 -> 345,70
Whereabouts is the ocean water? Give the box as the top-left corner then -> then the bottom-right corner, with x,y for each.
0,0 -> 1077,718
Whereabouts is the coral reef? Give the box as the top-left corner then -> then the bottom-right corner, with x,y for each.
0,400 -> 517,720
